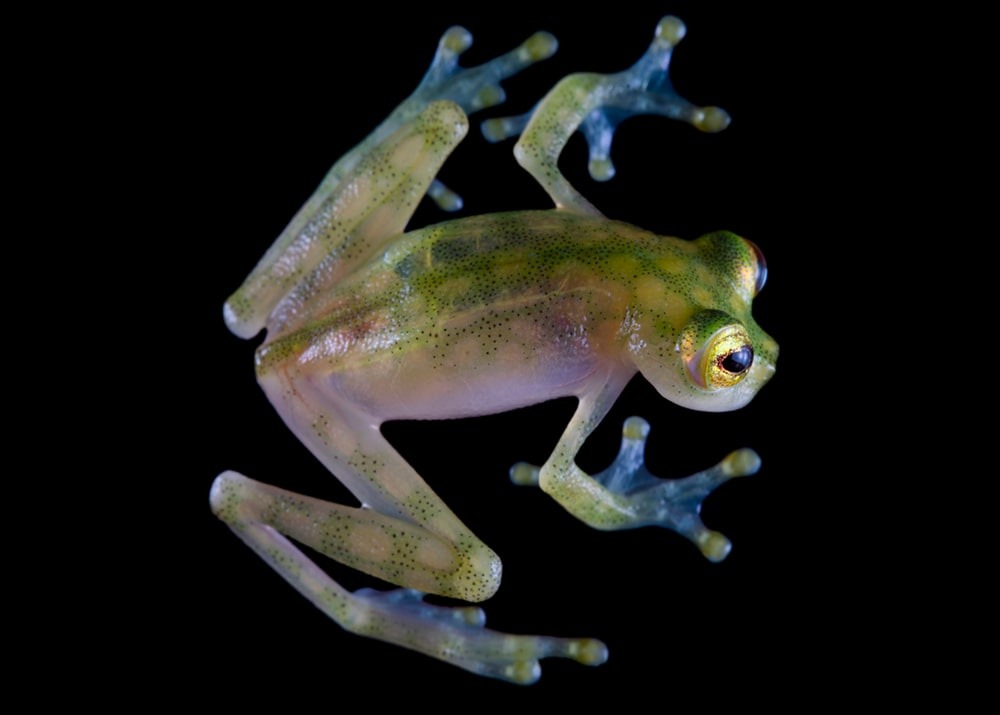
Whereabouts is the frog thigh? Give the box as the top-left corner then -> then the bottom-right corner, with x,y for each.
210,468 -> 495,602
253,362 -> 497,593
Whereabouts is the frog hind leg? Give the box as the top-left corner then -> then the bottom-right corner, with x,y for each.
210,368 -> 606,684
210,472 -> 606,683
224,28 -> 557,340
488,15 -> 730,215
510,369 -> 759,562
342,24 -> 559,216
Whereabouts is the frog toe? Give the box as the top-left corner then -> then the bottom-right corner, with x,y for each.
481,110 -> 533,143
350,587 -> 606,684
509,460 -> 541,486
427,178 -> 463,212
462,634 -> 608,685
354,587 -> 487,627
416,26 -> 556,112
695,529 -> 733,563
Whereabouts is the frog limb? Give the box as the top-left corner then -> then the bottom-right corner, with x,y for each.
235,365 -> 606,680
510,371 -> 758,562
225,101 -> 470,339
210,472 -> 605,684
210,401 -> 607,683
410,27 -> 557,117
508,15 -> 731,214
224,29 -> 556,339
372,26 -> 557,215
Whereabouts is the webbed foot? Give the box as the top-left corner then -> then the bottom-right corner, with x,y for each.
405,26 -> 557,212
351,587 -> 607,684
497,15 -> 731,212
512,416 -> 759,562
415,26 -> 557,113
574,15 -> 731,183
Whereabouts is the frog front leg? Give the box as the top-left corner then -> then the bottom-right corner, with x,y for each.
486,15 -> 730,215
511,368 -> 760,562
211,366 -> 606,684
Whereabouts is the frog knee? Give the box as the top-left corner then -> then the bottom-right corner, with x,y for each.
209,470 -> 250,523
451,542 -> 503,603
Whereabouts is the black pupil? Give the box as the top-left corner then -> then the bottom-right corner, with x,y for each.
721,346 -> 753,374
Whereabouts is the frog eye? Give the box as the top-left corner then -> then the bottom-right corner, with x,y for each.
746,239 -> 768,296
687,324 -> 755,390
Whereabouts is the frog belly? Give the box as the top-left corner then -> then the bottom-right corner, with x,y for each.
325,348 -> 600,420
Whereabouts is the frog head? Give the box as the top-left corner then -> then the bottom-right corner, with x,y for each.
629,231 -> 778,413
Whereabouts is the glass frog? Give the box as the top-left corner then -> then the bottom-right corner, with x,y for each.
211,15 -> 777,684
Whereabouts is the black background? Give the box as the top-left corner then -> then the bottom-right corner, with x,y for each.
147,1 -> 862,706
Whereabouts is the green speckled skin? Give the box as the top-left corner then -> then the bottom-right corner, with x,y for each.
211,16 -> 776,684
257,211 -> 773,417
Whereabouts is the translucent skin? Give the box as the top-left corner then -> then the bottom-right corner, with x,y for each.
211,16 -> 777,685
256,211 -> 774,417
